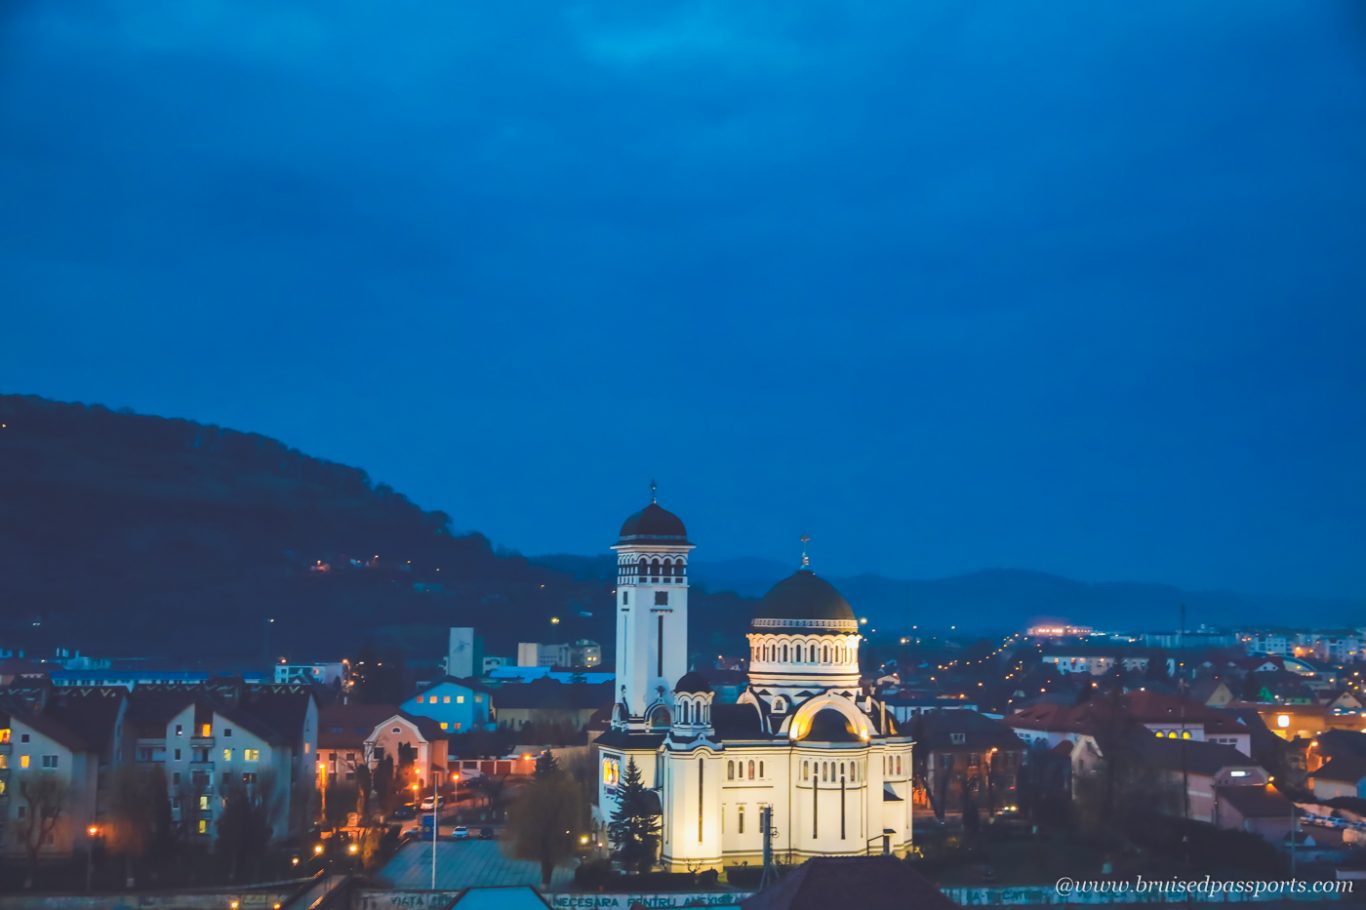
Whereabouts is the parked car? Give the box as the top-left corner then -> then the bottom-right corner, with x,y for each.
390,805 -> 417,820
419,795 -> 445,811
479,827 -> 495,840
452,826 -> 470,839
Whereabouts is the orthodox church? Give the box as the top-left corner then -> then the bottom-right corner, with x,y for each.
593,489 -> 915,870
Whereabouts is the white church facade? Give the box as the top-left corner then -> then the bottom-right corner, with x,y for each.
593,490 -> 915,870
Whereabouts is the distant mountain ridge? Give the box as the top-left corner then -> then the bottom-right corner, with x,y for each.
0,395 -> 1353,670
539,557 -> 1361,633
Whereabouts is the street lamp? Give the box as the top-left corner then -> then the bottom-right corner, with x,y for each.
85,825 -> 101,891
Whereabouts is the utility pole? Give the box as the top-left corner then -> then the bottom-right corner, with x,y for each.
1178,603 -> 1190,867
431,769 -> 440,889
758,805 -> 777,890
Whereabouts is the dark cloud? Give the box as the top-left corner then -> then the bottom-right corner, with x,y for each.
3,1 -> 1364,596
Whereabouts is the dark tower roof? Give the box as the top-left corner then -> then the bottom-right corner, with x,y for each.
753,569 -> 855,624
673,671 -> 712,694
616,502 -> 689,546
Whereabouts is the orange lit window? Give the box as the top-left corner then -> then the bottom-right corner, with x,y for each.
20,755 -> 30,769
602,757 -> 620,787
200,723 -> 211,737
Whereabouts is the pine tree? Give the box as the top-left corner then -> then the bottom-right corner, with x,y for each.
607,758 -> 661,874
535,750 -> 560,778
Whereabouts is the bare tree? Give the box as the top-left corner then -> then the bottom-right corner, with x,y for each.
17,772 -> 69,889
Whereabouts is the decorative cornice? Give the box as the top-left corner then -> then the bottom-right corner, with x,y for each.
751,618 -> 859,632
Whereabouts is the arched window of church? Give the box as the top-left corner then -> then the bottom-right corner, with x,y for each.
748,760 -> 755,780
802,761 -> 808,781
727,760 -> 734,780
794,644 -> 803,662
759,761 -> 764,778
896,755 -> 902,775
822,645 -> 830,663
781,645 -> 788,662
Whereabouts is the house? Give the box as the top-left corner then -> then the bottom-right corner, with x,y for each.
1213,784 -> 1296,843
1041,646 -> 1152,676
1005,691 -> 1252,757
912,710 -> 1025,817
365,712 -> 449,791
401,677 -> 493,734
1067,730 -> 1269,826
124,683 -> 317,844
43,687 -> 128,824
1323,689 -> 1363,713
1189,678 -> 1234,708
492,679 -> 612,732
318,703 -> 450,793
0,703 -> 101,862
1309,755 -> 1366,801
274,661 -> 346,687
882,690 -> 978,724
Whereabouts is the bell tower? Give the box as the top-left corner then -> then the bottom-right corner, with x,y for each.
611,481 -> 693,732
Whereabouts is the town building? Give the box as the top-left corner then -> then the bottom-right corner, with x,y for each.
492,679 -> 612,732
273,661 -> 346,687
911,709 -> 1025,817
316,703 -> 449,792
401,676 -> 493,733
593,492 -> 915,870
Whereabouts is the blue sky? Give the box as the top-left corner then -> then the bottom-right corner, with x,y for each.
2,1 -> 1364,596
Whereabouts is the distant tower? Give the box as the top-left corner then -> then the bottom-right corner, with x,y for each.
611,481 -> 693,732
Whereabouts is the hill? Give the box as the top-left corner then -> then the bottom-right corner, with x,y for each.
1,395 -> 1353,669
0,395 -> 625,663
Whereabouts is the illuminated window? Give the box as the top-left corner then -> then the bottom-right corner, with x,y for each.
200,723 -> 211,737
1276,715 -> 1290,729
0,729 -> 9,744
442,696 -> 451,704
244,749 -> 260,762
475,695 -> 483,703
457,695 -> 466,704
20,755 -> 30,769
199,795 -> 209,810
223,749 -> 232,762
440,723 -> 448,730
602,757 -> 620,787
197,819 -> 207,834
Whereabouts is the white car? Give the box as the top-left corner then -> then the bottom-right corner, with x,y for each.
419,795 -> 445,811
452,826 -> 470,839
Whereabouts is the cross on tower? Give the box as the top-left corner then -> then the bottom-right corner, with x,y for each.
650,478 -> 658,503
800,534 -> 811,569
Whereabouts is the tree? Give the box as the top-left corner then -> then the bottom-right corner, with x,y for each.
17,772 -> 68,889
373,753 -> 395,816
535,750 -> 560,777
607,758 -> 660,874
108,764 -> 173,887
504,767 -> 583,886
216,774 -> 275,881
355,763 -> 374,820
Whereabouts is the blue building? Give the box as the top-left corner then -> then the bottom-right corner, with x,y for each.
401,676 -> 494,733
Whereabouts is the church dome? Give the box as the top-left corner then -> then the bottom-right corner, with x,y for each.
617,502 -> 688,545
753,569 -> 855,625
673,671 -> 712,694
